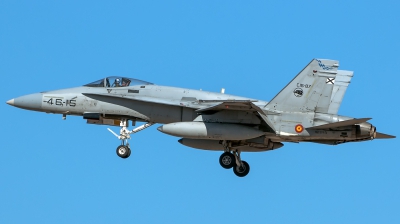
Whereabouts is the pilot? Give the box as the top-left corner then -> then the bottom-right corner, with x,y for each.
113,78 -> 121,87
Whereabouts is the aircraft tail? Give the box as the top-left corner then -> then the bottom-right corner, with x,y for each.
265,59 -> 353,114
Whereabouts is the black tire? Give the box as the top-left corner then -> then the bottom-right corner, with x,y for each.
219,152 -> 235,169
233,161 -> 250,177
116,145 -> 131,159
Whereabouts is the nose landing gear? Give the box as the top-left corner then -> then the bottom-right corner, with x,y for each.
108,119 -> 154,159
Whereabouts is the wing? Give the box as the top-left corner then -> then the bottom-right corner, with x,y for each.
83,93 -> 277,132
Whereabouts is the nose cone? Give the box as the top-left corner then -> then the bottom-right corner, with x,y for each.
6,99 -> 14,106
7,93 -> 43,111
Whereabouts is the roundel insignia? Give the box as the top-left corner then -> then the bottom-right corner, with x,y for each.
293,88 -> 303,97
295,124 -> 304,133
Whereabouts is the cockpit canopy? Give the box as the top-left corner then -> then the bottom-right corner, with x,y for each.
84,76 -> 153,88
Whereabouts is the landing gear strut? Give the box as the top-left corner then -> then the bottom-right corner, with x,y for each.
108,119 -> 154,159
232,151 -> 250,177
219,141 -> 250,177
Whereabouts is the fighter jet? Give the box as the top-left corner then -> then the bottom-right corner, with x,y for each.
6,59 -> 395,177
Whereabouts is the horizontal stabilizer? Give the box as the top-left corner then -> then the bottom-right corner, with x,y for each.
375,132 -> 396,139
309,118 -> 372,129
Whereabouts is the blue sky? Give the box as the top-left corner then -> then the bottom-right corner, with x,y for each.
1,1 -> 399,223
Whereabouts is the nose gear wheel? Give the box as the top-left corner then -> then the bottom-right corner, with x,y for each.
116,145 -> 131,158
107,119 -> 154,159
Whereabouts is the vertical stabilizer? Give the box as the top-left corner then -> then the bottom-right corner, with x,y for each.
327,70 -> 353,114
266,59 -> 340,113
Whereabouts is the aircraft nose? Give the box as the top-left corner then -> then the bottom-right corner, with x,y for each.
7,93 -> 43,111
6,99 -> 14,106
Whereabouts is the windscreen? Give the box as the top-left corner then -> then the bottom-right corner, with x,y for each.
84,78 -> 105,87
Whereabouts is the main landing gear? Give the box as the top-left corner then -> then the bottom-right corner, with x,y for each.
219,141 -> 250,177
108,119 -> 154,159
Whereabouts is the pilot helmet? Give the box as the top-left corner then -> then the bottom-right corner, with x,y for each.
115,78 -> 120,82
